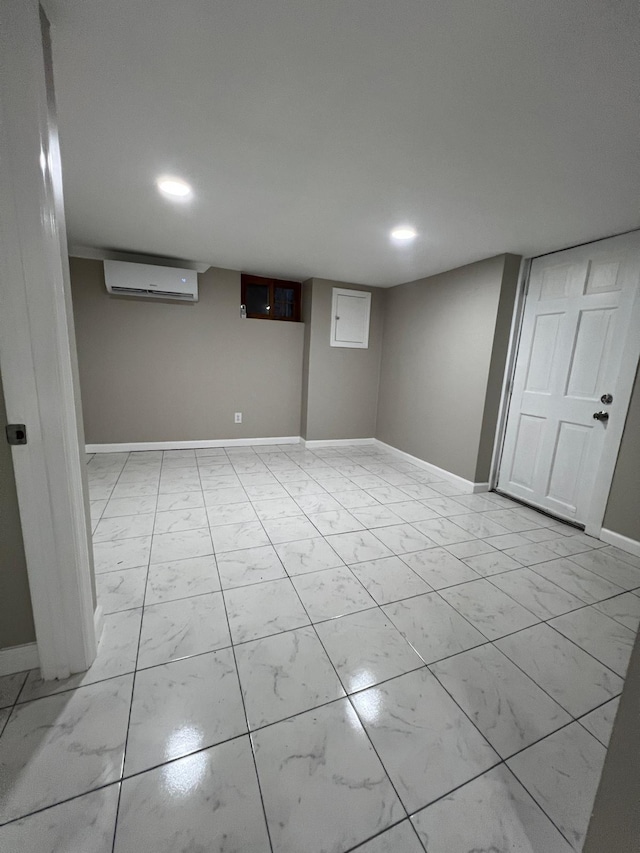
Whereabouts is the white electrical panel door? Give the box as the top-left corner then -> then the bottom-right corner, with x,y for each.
330,288 -> 371,348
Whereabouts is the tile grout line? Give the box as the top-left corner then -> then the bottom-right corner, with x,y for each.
109,449 -> 160,853
212,457 -> 277,853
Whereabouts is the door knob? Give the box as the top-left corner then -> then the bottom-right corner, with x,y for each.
593,411 -> 609,422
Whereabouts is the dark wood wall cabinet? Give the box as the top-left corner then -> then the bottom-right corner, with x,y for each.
241,274 -> 302,322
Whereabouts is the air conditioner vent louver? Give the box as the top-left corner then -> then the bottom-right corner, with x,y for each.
104,260 -> 198,302
110,286 -> 190,299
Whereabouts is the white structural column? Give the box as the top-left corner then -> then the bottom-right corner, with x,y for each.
0,0 -> 98,679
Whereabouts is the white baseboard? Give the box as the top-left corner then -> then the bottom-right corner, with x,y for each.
599,528 -> 640,559
0,642 -> 39,676
374,440 -> 489,493
93,605 -> 104,647
301,438 -> 375,449
86,436 -> 301,453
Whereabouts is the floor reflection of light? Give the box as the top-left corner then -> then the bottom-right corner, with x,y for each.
352,688 -> 383,725
349,669 -> 376,694
161,728 -> 207,797
165,725 -> 203,760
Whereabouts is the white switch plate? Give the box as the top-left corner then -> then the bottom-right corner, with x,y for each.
234,412 -> 242,424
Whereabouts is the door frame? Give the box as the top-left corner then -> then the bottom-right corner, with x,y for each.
0,0 -> 98,679
491,230 -> 640,539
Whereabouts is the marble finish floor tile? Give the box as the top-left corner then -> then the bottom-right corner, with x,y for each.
205,500 -> 257,526
201,485 -> 248,505
145,555 -> 220,605
594,591 -> 640,631
253,699 -> 404,853
283,480 -> 328,497
8,449 -> 628,847
495,623 -> 623,716
292,565 -> 376,622
365,485 -> 411,504
234,626 -> 344,729
93,535 -> 151,573
482,532 -> 532,550
150,528 -> 213,564
262,515 -> 321,544
579,697 -> 619,746
93,513 -> 155,543
305,509 -> 364,535
155,491 -> 204,512
569,548 -> 640,590
507,723 -> 606,850
384,500 -> 440,523
0,675 -> 132,823
350,555 -> 432,604
274,537 -> 345,576
152,508 -> 208,534
352,668 -> 498,813
137,592 -> 230,668
440,578 -> 539,640
252,496 -> 303,520
503,542 -> 565,566
453,494 -> 504,512
461,549 -> 522,576
0,671 -> 28,709
451,512 -> 510,538
421,496 -> 469,516
103,495 -> 158,517
224,578 -> 310,643
216,544 -> 286,588
481,509 -> 542,533
411,765 -> 572,853
115,736 -> 271,853
0,784 -> 120,853
96,566 -> 147,614
489,567 -> 586,619
293,493 -> 343,513
316,608 -> 425,693
383,592 -> 487,664
444,538 -> 497,558
325,530 -> 394,564
369,523 -> 435,555
401,547 -> 480,589
209,519 -> 269,553
550,606 -> 636,677
125,648 -> 245,775
332,489 -> 381,508
348,504 -> 403,533
601,545 -> 640,568
356,820 -> 424,853
431,644 -> 571,757
531,557 -> 625,604
412,517 -> 474,545
20,608 -> 142,701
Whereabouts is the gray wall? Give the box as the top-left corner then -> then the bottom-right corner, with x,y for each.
584,627 -> 640,852
604,364 -> 640,541
301,278 -> 384,441
0,369 -> 35,649
376,255 -> 520,482
70,258 -> 305,443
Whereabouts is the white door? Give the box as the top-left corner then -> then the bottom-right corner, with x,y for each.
498,232 -> 640,529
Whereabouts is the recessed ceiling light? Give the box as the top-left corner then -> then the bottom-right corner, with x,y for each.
390,226 -> 417,242
156,176 -> 192,198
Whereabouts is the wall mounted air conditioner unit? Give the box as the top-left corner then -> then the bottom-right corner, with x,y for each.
103,260 -> 198,302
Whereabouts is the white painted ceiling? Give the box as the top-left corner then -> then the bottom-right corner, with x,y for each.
49,0 -> 640,286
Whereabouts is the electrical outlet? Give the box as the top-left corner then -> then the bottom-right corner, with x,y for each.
234,412 -> 242,424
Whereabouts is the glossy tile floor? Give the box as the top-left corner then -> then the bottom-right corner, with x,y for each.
1,444 -> 639,852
